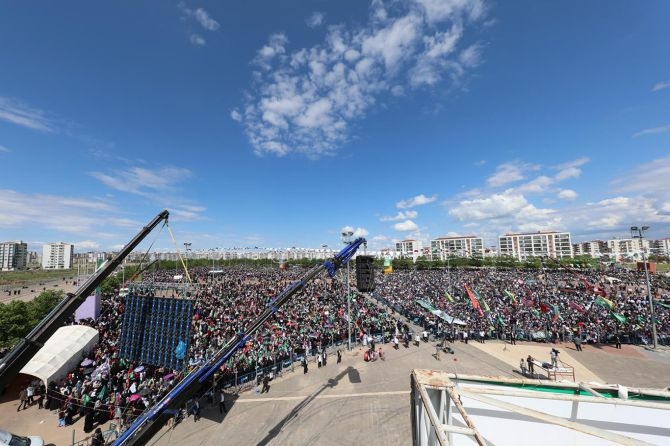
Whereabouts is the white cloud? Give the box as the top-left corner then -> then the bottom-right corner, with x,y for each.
192,8 -> 219,31
89,165 -> 192,196
396,194 -> 437,209
394,220 -> 419,231
557,189 -> 577,200
611,156 -> 670,196
0,144 -> 10,153
340,225 -> 368,238
306,12 -> 325,28
515,175 -> 553,194
652,81 -> 670,92
235,0 -> 486,157
0,189 -> 117,235
190,34 -> 206,46
554,156 -> 589,180
415,0 -> 486,23
450,190 -> 530,220
380,210 -> 418,221
178,3 -> 220,31
230,109 -> 242,122
75,240 -> 101,250
486,162 -> 524,187
0,96 -> 57,132
633,124 -> 670,137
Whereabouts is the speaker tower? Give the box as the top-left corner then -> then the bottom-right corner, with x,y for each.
355,255 -> 376,292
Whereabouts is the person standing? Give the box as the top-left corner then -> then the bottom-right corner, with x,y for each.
317,353 -> 322,368
219,390 -> 227,414
520,358 -> 527,376
261,375 -> 270,394
574,334 -> 583,351
615,333 -> 622,349
336,349 -> 342,364
527,355 -> 535,377
302,357 -> 308,374
91,427 -> 104,446
550,349 -> 558,368
192,399 -> 200,422
17,387 -> 28,411
322,350 -> 327,366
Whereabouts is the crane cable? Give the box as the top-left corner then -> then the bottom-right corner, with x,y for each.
165,222 -> 193,284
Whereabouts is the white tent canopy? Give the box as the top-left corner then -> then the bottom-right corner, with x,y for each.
20,325 -> 98,385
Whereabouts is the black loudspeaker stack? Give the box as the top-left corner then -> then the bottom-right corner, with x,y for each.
355,255 -> 376,292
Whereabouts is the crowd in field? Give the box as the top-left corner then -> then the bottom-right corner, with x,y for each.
374,266 -> 670,346
24,263 -> 670,434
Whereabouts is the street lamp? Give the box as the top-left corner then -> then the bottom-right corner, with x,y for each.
630,226 -> 657,349
342,230 -> 354,351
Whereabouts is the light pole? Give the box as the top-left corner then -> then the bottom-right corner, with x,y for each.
631,226 -> 657,349
342,230 -> 354,351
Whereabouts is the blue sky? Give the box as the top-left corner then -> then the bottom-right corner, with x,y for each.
1,0 -> 669,254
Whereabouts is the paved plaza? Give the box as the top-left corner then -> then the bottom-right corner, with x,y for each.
3,337 -> 668,446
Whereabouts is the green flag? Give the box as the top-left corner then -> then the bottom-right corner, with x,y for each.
611,312 -> 627,324
594,296 -> 614,310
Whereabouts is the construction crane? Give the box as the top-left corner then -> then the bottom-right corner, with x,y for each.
0,210 -> 170,393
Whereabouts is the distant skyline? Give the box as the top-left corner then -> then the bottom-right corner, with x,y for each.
1,1 -> 668,254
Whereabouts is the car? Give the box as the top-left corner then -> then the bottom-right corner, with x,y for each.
0,428 -> 44,446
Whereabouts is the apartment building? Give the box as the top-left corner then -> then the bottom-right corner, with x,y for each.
42,242 -> 74,269
430,236 -> 484,259
498,231 -> 573,260
0,241 -> 28,271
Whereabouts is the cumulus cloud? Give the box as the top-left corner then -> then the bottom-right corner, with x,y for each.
393,220 -> 419,231
234,0 -> 486,157
396,194 -> 437,209
633,124 -> 670,138
306,12 -> 325,28
449,190 -> 530,221
340,225 -> 369,238
0,96 -> 57,132
381,210 -> 418,221
557,189 -> 577,200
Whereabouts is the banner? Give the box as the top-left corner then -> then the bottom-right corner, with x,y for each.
611,312 -> 628,324
464,284 -> 484,317
594,296 -> 614,310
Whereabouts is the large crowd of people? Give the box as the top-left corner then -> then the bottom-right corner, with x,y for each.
17,262 -> 670,438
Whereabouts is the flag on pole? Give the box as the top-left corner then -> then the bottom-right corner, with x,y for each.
552,304 -> 562,322
539,302 -> 550,314
611,312 -> 628,324
568,300 -> 586,313
445,292 -> 455,303
464,284 -> 484,317
594,296 -> 614,310
504,290 -> 517,305
654,300 -> 670,309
